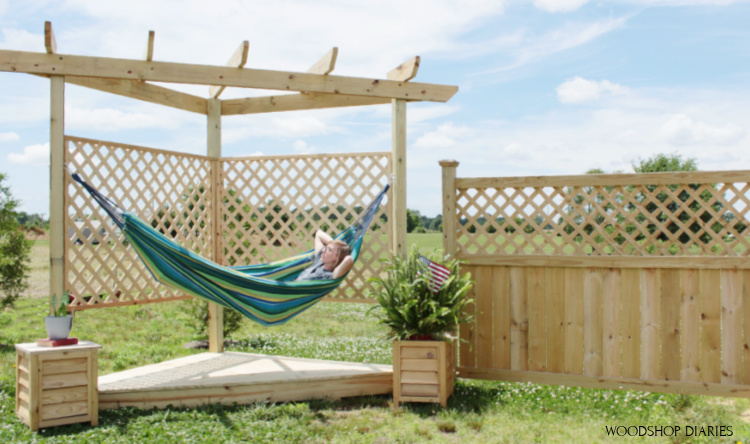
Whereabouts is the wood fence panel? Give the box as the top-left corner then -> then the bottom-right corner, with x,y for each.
700,269 -> 722,384
509,267 -> 528,371
660,269 -> 681,381
583,269 -> 602,377
680,269 -> 700,382
492,266 -> 511,370
721,270 -> 742,384
459,265 -> 477,369
620,268 -> 641,379
564,268 -> 583,375
546,267 -> 566,374
640,269 -> 661,380
744,269 -> 750,385
527,267 -> 547,372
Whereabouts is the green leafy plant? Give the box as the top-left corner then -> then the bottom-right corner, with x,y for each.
181,298 -> 243,339
50,290 -> 70,317
367,247 -> 474,341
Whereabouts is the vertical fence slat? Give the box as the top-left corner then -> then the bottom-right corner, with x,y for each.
492,266 -> 511,370
743,270 -> 750,385
546,267 -> 565,374
510,266 -> 528,371
459,265 -> 477,369
700,269 -> 722,384
721,269 -> 742,384
621,268 -> 641,379
475,266 -> 494,369
661,269 -> 681,381
528,267 -> 547,372
641,269 -> 661,380
602,269 -> 621,378
564,268 -> 583,374
583,269 -> 602,376
680,269 -> 701,382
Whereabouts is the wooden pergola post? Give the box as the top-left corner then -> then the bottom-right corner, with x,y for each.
391,99 -> 407,258
439,160 -> 459,258
49,76 -> 65,311
207,98 -> 224,353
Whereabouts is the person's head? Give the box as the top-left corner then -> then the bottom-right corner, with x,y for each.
321,240 -> 351,270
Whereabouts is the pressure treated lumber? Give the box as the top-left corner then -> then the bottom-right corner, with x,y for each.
221,92 -> 390,115
387,56 -> 420,82
0,49 -> 458,102
210,40 -> 249,98
143,30 -> 155,61
307,47 -> 338,75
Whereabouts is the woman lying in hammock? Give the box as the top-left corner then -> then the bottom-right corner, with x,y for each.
294,230 -> 354,281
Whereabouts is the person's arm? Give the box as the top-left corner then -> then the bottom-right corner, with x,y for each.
332,255 -> 353,279
313,229 -> 333,254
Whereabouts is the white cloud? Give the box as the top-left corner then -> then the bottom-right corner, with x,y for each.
0,27 -> 41,51
534,0 -> 590,13
0,132 -> 19,142
65,106 -> 181,131
8,142 -> 49,165
557,77 -> 629,104
271,116 -> 332,137
414,122 -> 473,149
659,114 -> 745,146
292,140 -> 316,154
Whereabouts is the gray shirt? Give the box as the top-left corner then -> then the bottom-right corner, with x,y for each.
294,252 -> 333,281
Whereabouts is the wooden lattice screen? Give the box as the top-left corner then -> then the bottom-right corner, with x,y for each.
65,136 -> 391,310
444,167 -> 750,397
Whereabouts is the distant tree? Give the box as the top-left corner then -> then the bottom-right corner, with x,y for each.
0,173 -> 33,308
406,209 -> 422,233
632,153 -> 697,174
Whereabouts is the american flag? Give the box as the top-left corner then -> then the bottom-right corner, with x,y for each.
418,255 -> 451,293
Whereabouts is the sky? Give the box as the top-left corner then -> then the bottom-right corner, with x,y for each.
2,0 -> 750,218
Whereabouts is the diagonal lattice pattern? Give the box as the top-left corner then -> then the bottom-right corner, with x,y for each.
221,153 -> 392,301
65,137 -> 392,309
456,180 -> 750,256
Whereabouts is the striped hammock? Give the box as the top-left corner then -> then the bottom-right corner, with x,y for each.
70,171 -> 390,326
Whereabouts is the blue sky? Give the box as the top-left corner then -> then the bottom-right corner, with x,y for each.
2,0 -> 750,218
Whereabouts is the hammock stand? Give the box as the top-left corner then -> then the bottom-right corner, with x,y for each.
70,170 -> 390,326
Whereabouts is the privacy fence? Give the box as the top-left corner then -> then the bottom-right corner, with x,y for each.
439,160 -> 750,397
65,136 -> 392,309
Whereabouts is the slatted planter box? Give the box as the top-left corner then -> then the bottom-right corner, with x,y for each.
15,342 -> 102,431
392,340 -> 454,407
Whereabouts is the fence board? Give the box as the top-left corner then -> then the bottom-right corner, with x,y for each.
680,269 -> 700,382
620,269 -> 641,379
527,267 -> 547,372
546,267 -> 566,374
721,270 -> 742,384
564,268 -> 583,374
492,266 -> 511,370
583,269 -> 602,376
602,269 -> 621,378
744,270 -> 750,385
475,266 -> 494,369
700,269 -> 722,384
460,265 -> 477,369
640,269 -> 661,380
660,269 -> 681,381
509,267 -> 528,371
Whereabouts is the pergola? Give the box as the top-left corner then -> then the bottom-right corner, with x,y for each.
0,22 -> 457,352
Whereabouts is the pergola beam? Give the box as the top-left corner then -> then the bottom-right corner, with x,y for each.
0,50 -> 458,102
209,40 -> 249,99
221,92 -> 391,115
65,76 -> 208,114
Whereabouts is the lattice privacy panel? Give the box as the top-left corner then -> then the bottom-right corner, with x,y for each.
65,136 -> 392,309
65,137 -> 214,309
456,176 -> 750,256
221,153 -> 392,301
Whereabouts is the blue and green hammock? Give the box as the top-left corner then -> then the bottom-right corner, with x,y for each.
70,171 -> 389,326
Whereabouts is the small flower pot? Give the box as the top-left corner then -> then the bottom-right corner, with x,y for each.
45,315 -> 73,340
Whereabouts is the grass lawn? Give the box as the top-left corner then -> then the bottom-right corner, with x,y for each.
1,240 -> 749,442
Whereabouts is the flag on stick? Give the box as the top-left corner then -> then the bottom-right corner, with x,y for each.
418,255 -> 450,293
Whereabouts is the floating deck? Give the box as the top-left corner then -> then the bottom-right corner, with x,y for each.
98,352 -> 393,410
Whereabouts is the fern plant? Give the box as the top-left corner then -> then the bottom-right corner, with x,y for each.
50,290 -> 70,317
367,247 -> 474,341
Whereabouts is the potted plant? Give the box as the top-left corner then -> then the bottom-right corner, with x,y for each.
368,247 -> 473,407
45,290 -> 73,340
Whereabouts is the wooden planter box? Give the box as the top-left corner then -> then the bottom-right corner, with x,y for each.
392,340 -> 454,408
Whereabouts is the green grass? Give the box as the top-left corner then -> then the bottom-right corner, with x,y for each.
2,239 -> 750,442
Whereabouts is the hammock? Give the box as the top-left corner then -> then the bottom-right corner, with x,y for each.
69,171 -> 390,326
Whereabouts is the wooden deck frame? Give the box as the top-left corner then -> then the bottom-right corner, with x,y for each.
98,352 -> 393,410
0,22 -> 458,357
